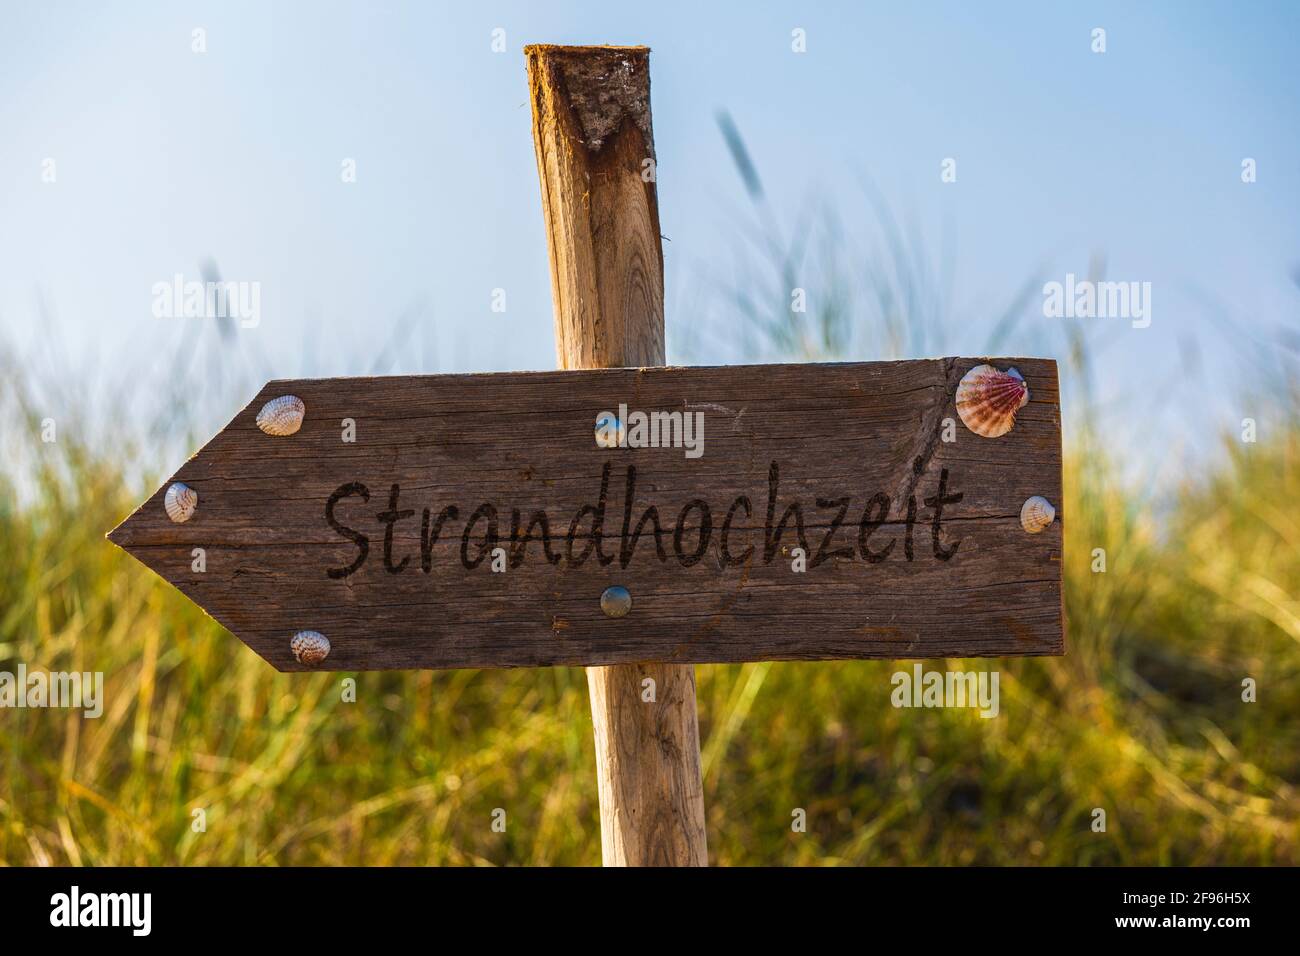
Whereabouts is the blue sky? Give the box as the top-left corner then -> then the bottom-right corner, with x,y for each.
2,1 -> 1298,468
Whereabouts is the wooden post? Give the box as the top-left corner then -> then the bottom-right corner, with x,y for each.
525,43 -> 708,866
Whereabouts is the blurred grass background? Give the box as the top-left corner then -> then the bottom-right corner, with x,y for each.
2,123 -> 1298,866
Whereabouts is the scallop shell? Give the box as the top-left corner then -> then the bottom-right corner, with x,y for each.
164,482 -> 198,523
1020,496 -> 1056,534
955,365 -> 1029,438
256,395 -> 305,436
290,630 -> 331,666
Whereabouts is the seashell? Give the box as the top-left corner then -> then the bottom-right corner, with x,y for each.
1020,496 -> 1056,534
290,630 -> 331,666
955,364 -> 1029,438
164,482 -> 198,523
256,395 -> 305,436
594,412 -> 624,449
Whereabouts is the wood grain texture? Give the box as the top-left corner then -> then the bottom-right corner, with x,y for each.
106,358 -> 1065,671
528,42 -> 704,868
586,661 -> 708,865
526,44 -> 664,369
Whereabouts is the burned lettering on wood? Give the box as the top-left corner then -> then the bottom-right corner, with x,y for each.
321,461 -> 965,575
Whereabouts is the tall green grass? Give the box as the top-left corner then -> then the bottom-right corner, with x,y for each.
2,372 -> 1296,864
2,124 -> 1297,865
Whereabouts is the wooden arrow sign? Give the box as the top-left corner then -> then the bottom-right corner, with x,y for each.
107,358 -> 1064,671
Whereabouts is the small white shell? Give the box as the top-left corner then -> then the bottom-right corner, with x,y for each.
164,482 -> 198,523
956,364 -> 1029,438
256,395 -> 305,436
1020,496 -> 1056,534
290,630 -> 330,666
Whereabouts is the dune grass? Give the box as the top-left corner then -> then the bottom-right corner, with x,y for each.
3,116 -> 1297,865
1,339 -> 1297,865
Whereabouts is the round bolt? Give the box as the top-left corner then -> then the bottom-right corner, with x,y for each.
594,412 -> 624,449
600,585 -> 632,618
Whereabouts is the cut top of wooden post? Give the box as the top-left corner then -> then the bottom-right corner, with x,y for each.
525,45 -> 654,152
526,44 -> 664,370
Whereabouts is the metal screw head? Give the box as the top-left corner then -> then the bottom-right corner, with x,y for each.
594,412 -> 624,449
600,585 -> 632,618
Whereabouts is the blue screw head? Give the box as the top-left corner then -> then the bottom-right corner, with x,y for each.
600,585 -> 632,618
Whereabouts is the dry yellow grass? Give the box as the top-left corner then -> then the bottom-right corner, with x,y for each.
2,356 -> 1296,865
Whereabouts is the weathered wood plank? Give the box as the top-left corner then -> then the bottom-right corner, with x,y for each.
108,357 -> 1064,671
